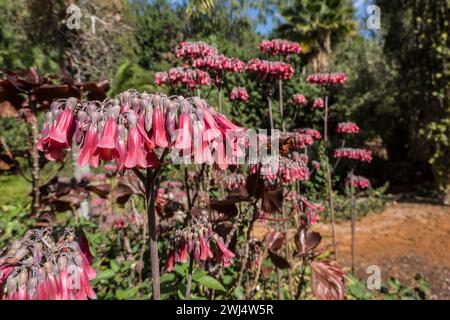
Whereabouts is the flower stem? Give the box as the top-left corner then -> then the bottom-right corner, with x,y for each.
185,256 -> 194,300
323,94 -> 338,260
350,169 -> 356,274
218,86 -> 222,113
28,112 -> 41,216
267,87 -> 274,130
278,79 -> 286,133
145,168 -> 160,300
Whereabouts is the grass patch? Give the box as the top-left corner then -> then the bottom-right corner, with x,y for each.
0,174 -> 30,207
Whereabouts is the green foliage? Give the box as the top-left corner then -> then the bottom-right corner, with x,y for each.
133,0 -> 184,70
0,204 -> 33,243
332,183 -> 390,221
0,175 -> 30,208
276,0 -> 357,71
346,274 -> 430,300
376,0 -> 450,198
0,0 -> 58,71
109,61 -> 156,96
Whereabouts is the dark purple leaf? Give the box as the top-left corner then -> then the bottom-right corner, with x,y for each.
262,187 -> 284,213
268,250 -> 290,269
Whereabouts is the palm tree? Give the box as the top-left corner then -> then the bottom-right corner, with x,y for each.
276,0 -> 357,72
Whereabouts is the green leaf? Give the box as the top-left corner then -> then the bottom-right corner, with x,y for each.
233,286 -> 244,299
96,269 -> 116,281
192,269 -> 208,282
160,272 -> 177,284
173,263 -> 188,276
195,275 -> 226,292
110,260 -> 120,272
222,274 -> 234,285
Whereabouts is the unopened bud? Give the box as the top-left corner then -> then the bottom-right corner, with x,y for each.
14,247 -> 28,260
66,97 -> 78,110
145,104 -> 153,132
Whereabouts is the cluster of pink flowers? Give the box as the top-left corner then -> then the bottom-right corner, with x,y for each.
224,173 -> 246,191
166,214 -> 235,270
279,132 -> 314,149
300,197 -> 325,224
246,58 -> 295,80
312,98 -> 325,109
306,73 -> 348,86
251,155 -> 310,183
259,39 -> 301,56
286,192 -> 324,225
154,68 -> 211,88
109,213 -> 142,230
229,87 -> 249,102
38,93 -> 245,171
295,128 -> 322,140
311,160 -> 321,171
292,152 -> 309,165
334,148 -> 373,162
346,175 -> 370,189
157,181 -> 186,203
0,228 -> 96,300
336,122 -> 360,134
175,41 -> 218,60
293,133 -> 314,148
193,55 -> 245,73
292,94 -> 308,106
154,72 -> 169,85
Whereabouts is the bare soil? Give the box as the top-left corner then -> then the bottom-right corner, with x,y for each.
312,202 -> 450,299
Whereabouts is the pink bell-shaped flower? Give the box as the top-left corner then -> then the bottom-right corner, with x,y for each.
77,123 -> 100,168
96,117 -> 118,162
152,106 -> 169,148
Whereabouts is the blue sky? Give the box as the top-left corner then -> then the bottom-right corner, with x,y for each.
254,0 -> 371,35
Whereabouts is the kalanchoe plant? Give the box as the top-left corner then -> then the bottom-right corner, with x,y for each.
229,87 -> 249,102
312,97 -> 325,109
295,128 -> 322,141
37,90 -> 245,299
336,122 -> 361,134
0,228 -> 96,300
154,67 -> 211,90
332,119 -> 372,273
305,71 -> 349,260
224,173 -> 247,192
175,41 -> 218,61
259,39 -> 302,56
193,55 -> 245,88
245,58 -> 295,82
306,73 -> 348,86
166,210 -> 235,271
258,39 -> 301,133
333,148 -> 373,162
250,155 -> 310,184
292,94 -> 308,107
293,224 -> 345,300
345,175 -> 370,189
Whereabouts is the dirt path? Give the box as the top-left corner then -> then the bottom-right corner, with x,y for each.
313,202 -> 450,299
